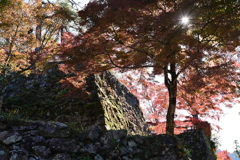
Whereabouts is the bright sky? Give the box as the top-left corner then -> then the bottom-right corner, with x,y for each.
77,0 -> 89,8
216,105 -> 240,153
76,0 -> 240,155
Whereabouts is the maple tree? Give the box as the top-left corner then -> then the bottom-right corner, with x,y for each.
119,64 -> 231,134
0,0 -> 74,111
59,0 -> 240,135
217,150 -> 232,160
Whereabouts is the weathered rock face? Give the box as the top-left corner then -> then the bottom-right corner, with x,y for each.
1,65 -> 216,159
0,116 -> 216,160
3,65 -> 149,135
177,131 -> 216,160
3,62 -> 75,119
87,71 -> 150,136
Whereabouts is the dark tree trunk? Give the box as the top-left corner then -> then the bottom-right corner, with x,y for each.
60,26 -> 64,44
164,63 -> 177,135
36,0 -> 42,49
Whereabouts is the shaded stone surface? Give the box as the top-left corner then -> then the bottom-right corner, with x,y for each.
3,64 -> 150,136
93,71 -> 150,136
1,65 -> 216,159
0,117 -> 216,160
177,130 -> 216,160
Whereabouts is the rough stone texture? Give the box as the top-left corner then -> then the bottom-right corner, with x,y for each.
0,116 -> 216,160
3,64 -> 150,136
1,65 -> 216,159
177,130 -> 216,160
88,71 -> 150,136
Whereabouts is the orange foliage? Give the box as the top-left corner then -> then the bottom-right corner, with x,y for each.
59,0 -> 240,135
0,0 -> 64,74
217,150 -> 232,160
147,117 -> 211,138
0,0 -> 72,110
119,69 -> 224,134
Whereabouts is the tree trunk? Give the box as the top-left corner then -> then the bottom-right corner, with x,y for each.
36,0 -> 42,48
60,26 -> 64,44
164,63 -> 177,135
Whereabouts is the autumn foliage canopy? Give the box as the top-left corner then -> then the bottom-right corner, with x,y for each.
1,0 -> 238,136
0,0 -> 76,110
59,0 -> 240,135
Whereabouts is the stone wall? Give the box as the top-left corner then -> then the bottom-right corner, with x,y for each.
0,116 -> 216,160
1,65 -> 216,159
89,71 -> 150,136
177,131 -> 216,160
3,64 -> 149,135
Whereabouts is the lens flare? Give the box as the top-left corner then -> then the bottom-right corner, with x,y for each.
181,17 -> 189,24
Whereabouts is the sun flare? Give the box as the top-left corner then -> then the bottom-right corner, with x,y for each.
181,17 -> 189,24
